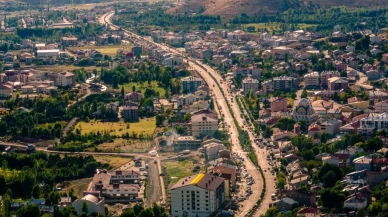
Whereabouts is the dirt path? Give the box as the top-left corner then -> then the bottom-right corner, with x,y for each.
62,117 -> 79,138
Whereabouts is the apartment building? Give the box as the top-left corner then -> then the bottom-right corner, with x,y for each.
46,71 -> 75,87
182,76 -> 203,93
304,72 -> 319,88
273,76 -> 298,91
328,77 -> 349,91
90,170 -> 141,203
242,76 -> 259,95
232,66 -> 261,78
262,80 -> 274,93
191,113 -> 218,138
320,71 -> 340,86
170,174 -> 225,217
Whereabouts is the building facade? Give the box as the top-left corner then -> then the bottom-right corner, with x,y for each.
242,76 -> 259,95
170,174 -> 225,217
191,114 -> 218,138
182,76 -> 203,93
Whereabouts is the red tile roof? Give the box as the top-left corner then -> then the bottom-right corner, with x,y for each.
298,207 -> 319,214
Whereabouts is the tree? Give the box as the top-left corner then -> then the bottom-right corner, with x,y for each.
16,204 -> 40,217
318,164 -> 344,187
82,200 -> 88,214
132,86 -> 136,92
121,87 -> 125,98
155,114 -> 165,126
209,99 -> 215,110
112,75 -> 119,89
356,208 -> 365,217
320,188 -> 346,211
183,112 -> 191,121
32,185 -> 40,198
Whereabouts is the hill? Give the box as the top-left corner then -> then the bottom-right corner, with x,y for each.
167,0 -> 388,19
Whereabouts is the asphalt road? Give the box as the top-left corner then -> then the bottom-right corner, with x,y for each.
99,12 -> 273,216
146,159 -> 162,206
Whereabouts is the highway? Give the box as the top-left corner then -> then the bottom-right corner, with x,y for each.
98,11 -> 271,216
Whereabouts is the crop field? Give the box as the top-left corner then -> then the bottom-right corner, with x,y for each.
68,44 -> 132,56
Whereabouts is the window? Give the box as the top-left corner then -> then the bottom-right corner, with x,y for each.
206,200 -> 208,202
197,208 -> 200,210
206,208 -> 209,210
187,203 -> 190,206
206,204 -> 209,206
205,196 -> 209,198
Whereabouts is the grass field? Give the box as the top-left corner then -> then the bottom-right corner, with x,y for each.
96,139 -> 153,153
39,65 -> 99,72
74,117 -> 156,137
93,155 -> 132,169
68,44 -> 132,56
164,159 -> 196,181
243,22 -> 318,31
63,178 -> 92,198
119,81 -> 166,99
35,121 -> 67,129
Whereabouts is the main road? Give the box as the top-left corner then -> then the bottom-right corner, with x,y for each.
98,12 -> 273,216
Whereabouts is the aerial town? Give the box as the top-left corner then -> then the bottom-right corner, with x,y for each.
0,1 -> 388,217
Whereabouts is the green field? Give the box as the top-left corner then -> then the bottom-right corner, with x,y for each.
74,117 -> 156,137
119,81 -> 166,99
243,22 -> 318,31
164,159 -> 196,181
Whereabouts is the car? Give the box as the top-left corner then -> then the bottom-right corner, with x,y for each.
159,173 -> 165,176
154,160 -> 157,164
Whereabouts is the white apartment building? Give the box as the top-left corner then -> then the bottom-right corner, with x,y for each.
73,194 -> 105,216
242,76 -> 259,94
191,114 -> 218,138
304,71 -> 319,88
170,174 -> 225,217
56,72 -> 75,87
358,112 -> 388,135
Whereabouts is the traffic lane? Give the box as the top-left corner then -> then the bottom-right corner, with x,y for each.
146,159 -> 162,205
191,64 -> 262,215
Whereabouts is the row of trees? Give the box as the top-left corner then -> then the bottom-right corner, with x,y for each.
0,152 -> 102,198
0,94 -> 74,138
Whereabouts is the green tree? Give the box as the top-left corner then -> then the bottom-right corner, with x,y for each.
155,114 -> 165,126
112,75 -> 119,89
82,200 -> 88,214
121,87 -> 125,98
32,185 -> 40,198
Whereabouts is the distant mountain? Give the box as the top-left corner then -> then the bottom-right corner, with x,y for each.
167,0 -> 388,19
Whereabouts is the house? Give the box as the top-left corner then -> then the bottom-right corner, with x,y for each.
21,85 -> 34,94
170,174 -> 225,217
72,193 -> 105,216
297,207 -> 319,217
334,61 -> 347,71
208,165 -> 236,200
242,76 -> 259,95
366,70 -> 381,80
190,100 -> 209,112
191,113 -> 218,138
281,190 -> 316,207
204,143 -> 227,161
90,170 -> 141,202
0,83 -> 13,97
304,72 -> 320,88
232,66 -> 261,78
331,153 -> 350,167
354,157 -> 372,171
173,136 -> 202,151
322,155 -> 340,166
178,94 -> 197,106
358,112 -> 388,136
262,80 -> 274,93
276,197 -> 298,211
373,158 -> 388,171
321,71 -> 340,86
270,97 -> 288,112
61,37 -> 78,46
122,106 -> 139,122
181,76 -> 203,93
343,195 -> 367,210
320,119 -> 342,135
125,92 -> 143,102
328,77 -> 348,91
46,72 -> 75,87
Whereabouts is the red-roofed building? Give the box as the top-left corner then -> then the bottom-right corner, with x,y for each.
373,158 -> 388,171
297,207 -> 319,217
